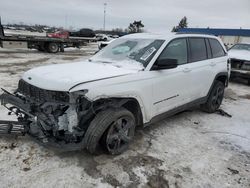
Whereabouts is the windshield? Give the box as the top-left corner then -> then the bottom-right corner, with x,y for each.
230,44 -> 250,51
91,38 -> 165,69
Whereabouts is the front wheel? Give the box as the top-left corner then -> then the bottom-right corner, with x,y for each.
84,108 -> 136,155
201,81 -> 225,113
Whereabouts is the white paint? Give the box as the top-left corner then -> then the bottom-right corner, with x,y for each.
20,33 -> 228,124
22,61 -> 138,91
228,49 -> 250,61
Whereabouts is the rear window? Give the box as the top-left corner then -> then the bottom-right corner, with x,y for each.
189,38 -> 207,62
209,39 -> 226,58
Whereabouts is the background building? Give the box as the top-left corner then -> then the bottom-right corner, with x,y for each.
178,28 -> 250,49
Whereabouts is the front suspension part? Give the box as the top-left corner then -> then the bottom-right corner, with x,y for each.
0,120 -> 27,136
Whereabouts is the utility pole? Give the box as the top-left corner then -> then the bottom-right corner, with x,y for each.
65,14 -> 68,29
103,3 -> 107,32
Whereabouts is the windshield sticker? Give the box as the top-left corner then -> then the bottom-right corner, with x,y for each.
140,47 -> 156,61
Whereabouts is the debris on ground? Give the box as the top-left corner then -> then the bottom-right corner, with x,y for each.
227,167 -> 239,175
215,109 -> 232,118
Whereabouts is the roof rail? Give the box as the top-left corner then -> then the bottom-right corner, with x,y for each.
176,32 -> 215,36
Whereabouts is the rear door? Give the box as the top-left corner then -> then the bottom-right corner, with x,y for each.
208,38 -> 228,81
186,37 -> 214,99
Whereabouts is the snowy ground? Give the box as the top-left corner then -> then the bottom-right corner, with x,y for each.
0,45 -> 250,188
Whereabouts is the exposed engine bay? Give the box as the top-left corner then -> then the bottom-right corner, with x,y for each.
0,79 -> 126,150
231,58 -> 250,71
230,58 -> 250,83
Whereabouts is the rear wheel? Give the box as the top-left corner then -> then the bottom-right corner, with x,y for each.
84,108 -> 136,155
201,81 -> 225,113
46,42 -> 59,53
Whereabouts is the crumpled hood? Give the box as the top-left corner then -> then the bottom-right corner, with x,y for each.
228,49 -> 250,61
22,61 -> 138,91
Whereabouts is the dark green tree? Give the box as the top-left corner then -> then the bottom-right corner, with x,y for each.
172,16 -> 188,32
128,20 -> 144,33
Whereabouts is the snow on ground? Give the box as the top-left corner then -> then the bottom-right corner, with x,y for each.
0,45 -> 250,188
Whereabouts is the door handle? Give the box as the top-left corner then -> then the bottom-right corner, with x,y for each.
183,67 -> 191,73
210,62 -> 216,67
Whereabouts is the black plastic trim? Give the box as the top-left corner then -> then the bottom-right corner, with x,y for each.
153,94 -> 179,105
145,97 -> 207,126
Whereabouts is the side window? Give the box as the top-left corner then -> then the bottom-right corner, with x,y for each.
209,39 -> 226,58
189,38 -> 207,62
157,38 -> 187,65
205,38 -> 212,59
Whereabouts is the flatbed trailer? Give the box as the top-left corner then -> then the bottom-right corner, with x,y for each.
0,20 -> 96,53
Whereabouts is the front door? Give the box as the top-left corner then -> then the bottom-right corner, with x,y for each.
150,38 -> 193,117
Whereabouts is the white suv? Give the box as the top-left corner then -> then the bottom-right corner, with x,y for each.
0,33 -> 229,154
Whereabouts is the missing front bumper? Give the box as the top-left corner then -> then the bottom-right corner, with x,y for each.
0,120 -> 26,135
0,119 -> 86,151
0,89 -> 87,151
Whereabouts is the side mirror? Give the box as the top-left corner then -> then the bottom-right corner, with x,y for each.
154,58 -> 178,70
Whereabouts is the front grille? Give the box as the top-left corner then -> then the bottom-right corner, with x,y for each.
231,59 -> 243,69
242,61 -> 250,71
231,59 -> 250,71
18,79 -> 69,102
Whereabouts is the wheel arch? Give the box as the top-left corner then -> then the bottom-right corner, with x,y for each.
90,97 -> 144,127
121,98 -> 143,126
206,72 -> 228,98
215,72 -> 228,86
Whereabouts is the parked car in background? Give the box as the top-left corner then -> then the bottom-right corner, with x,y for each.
112,35 -> 119,39
228,43 -> 250,85
47,30 -> 69,39
96,34 -> 112,41
98,39 -> 115,50
69,28 -> 95,38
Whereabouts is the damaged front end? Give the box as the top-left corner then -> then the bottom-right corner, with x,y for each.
0,79 -> 93,151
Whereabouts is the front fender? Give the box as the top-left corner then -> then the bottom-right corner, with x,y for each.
84,92 -> 150,123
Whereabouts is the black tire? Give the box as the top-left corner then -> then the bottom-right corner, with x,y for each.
84,108 -> 136,155
201,81 -> 225,113
46,42 -> 59,53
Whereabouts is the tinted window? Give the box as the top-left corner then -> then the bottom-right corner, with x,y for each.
209,39 -> 226,58
158,38 -> 187,65
205,39 -> 212,59
189,38 -> 207,62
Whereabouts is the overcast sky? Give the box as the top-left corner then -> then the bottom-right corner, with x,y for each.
0,0 -> 250,32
